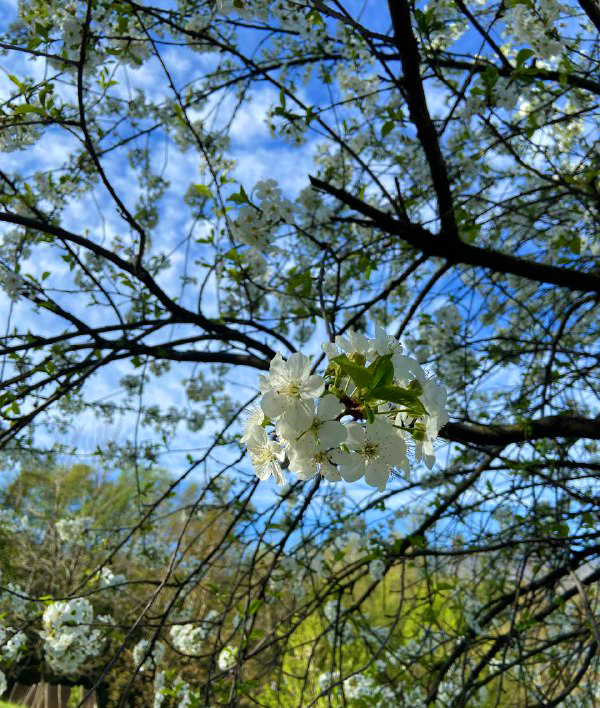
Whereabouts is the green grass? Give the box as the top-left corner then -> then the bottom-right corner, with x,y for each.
0,701 -> 25,707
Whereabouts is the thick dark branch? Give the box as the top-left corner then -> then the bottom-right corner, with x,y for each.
309,177 -> 600,294
430,55 -> 600,96
577,0 -> 600,32
0,211 -> 276,358
442,415 -> 600,445
387,0 -> 459,239
93,340 -> 269,370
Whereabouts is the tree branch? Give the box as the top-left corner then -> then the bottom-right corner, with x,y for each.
442,414 -> 600,445
309,176 -> 600,293
387,0 -> 459,239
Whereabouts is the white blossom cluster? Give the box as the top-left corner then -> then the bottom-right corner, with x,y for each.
318,669 -> 402,704
242,326 -> 448,490
55,516 -> 93,543
232,179 -> 295,253
503,0 -> 567,60
153,671 -> 194,708
153,670 -> 166,708
0,509 -> 31,533
41,598 -> 104,675
422,0 -> 467,50
133,638 -> 166,672
216,0 -> 328,40
0,625 -> 28,663
217,0 -> 269,21
0,269 -> 28,302
218,645 -> 238,672
98,567 -> 126,590
169,622 -> 208,655
343,672 -> 396,703
0,582 -> 34,618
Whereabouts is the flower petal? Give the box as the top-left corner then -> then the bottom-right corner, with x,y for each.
261,391 -> 287,419
345,422 -> 365,451
317,394 -> 344,421
331,450 -> 364,482
365,460 -> 390,491
287,352 -> 310,379
283,399 -> 314,431
303,375 -> 325,398
319,420 -> 347,448
322,342 -> 339,359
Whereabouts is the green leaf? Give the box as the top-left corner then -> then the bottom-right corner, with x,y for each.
407,379 -> 423,396
14,104 -> 45,116
516,48 -> 535,69
381,120 -> 394,137
569,235 -> 580,254
192,184 -> 212,198
331,354 -> 373,389
8,74 -> 23,90
228,186 -> 250,204
369,384 -> 427,415
248,598 -> 263,615
369,354 -> 394,389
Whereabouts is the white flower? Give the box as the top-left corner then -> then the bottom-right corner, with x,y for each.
41,598 -> 103,675
254,178 -> 281,202
422,379 -> 448,431
133,639 -> 165,671
369,558 -> 386,581
259,353 -> 324,431
0,626 -> 28,661
154,670 -> 166,708
282,394 -> 346,451
268,197 -> 296,224
343,673 -> 377,700
335,419 -> 407,491
321,341 -> 339,359
233,205 -> 268,249
335,329 -> 371,359
55,517 -> 93,543
218,645 -> 238,671
240,403 -> 264,443
99,567 -> 125,589
371,325 -> 403,357
289,446 -> 342,482
326,326 -> 402,363
170,624 -> 204,654
282,395 -> 347,481
395,378 -> 447,470
391,354 -> 426,385
1,270 -> 27,301
246,426 -> 286,485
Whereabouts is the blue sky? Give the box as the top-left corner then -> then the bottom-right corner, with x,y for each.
1,0 -> 594,527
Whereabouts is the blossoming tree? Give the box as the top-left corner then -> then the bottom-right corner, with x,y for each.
0,0 -> 599,706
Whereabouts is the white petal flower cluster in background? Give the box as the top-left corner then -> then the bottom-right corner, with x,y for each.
218,645 -> 238,672
55,516 -> 93,544
133,638 -> 166,672
243,326 -> 448,490
98,566 -> 126,590
169,622 -> 208,655
41,598 -> 104,675
0,625 -> 28,662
